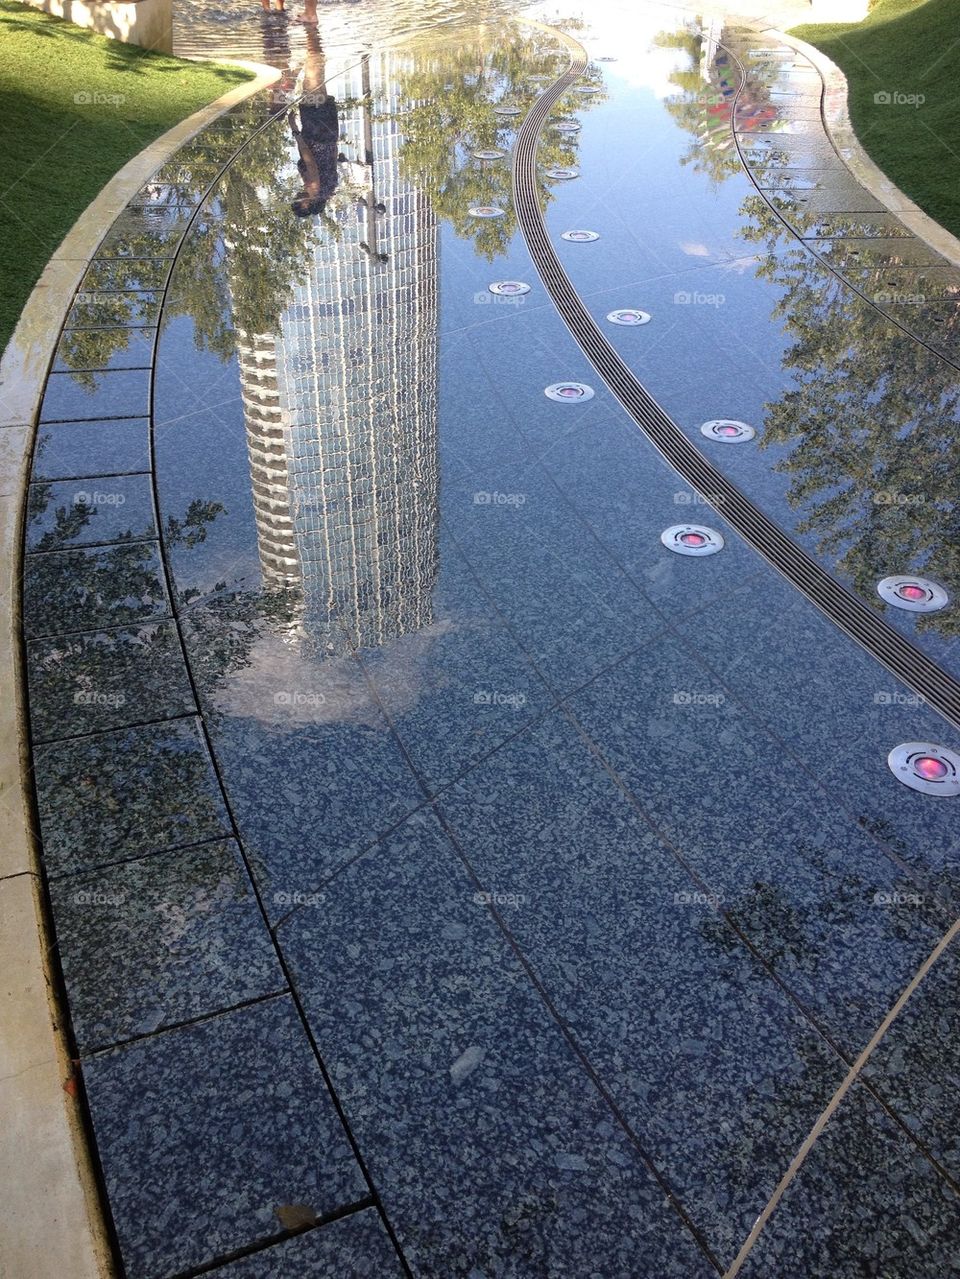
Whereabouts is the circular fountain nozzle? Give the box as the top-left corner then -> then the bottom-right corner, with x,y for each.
489,281 -> 531,296
468,205 -> 506,219
607,309 -> 651,327
494,105 -> 521,117
877,576 -> 949,614
700,419 -> 756,443
472,148 -> 506,161
545,382 -> 594,403
545,166 -> 580,180
553,119 -> 582,134
888,742 -> 960,796
661,524 -> 724,556
561,229 -> 600,242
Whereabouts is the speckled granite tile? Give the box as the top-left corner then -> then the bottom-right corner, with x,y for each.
33,419 -> 151,480
863,932 -> 960,1181
690,574 -> 960,907
737,1084 -> 960,1278
26,475 -> 156,550
53,328 -> 155,373
26,620 -> 195,741
437,709 -> 852,1260
50,839 -> 283,1052
279,809 -> 716,1279
34,717 -> 230,876
352,538 -> 549,790
531,407 -> 763,624
563,643 -> 947,1053
207,1210 -> 403,1277
67,291 -> 162,329
39,369 -> 151,422
181,598 -> 424,920
80,258 -> 172,293
82,996 -> 366,1279
22,541 -> 170,638
443,460 -> 664,698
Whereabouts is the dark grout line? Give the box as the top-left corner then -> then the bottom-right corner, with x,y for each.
78,988 -> 292,1060
172,1197 -> 377,1278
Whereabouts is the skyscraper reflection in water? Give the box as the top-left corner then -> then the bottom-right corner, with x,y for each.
235,49 -> 440,661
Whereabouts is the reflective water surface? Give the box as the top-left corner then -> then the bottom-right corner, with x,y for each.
23,2 -> 960,1275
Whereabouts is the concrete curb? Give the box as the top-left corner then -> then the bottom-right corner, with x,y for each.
0,59 -> 280,1279
775,28 -> 960,270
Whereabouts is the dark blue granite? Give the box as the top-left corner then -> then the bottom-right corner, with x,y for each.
33,419 -> 151,480
279,808 -> 717,1278
688,573 -> 960,908
26,475 -> 156,550
737,1085 -> 960,1278
39,369 -> 151,422
436,709 -> 859,1259
864,931 -> 960,1182
181,597 -> 425,919
352,534 -> 551,790
564,638 -> 949,1053
26,620 -> 195,741
33,717 -> 231,876
81,996 -> 366,1278
22,541 -> 171,638
50,838 -> 284,1052
208,1210 -> 404,1277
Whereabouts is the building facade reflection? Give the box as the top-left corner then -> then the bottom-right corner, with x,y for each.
234,49 -> 440,657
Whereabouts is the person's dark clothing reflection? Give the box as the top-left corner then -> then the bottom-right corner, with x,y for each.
290,29 -> 339,218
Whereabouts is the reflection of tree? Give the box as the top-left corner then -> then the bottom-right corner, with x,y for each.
651,21 -> 960,641
656,23 -> 742,188
389,26 -> 605,260
738,197 -> 960,636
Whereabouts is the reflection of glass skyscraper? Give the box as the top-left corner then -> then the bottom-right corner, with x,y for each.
236,50 -> 440,654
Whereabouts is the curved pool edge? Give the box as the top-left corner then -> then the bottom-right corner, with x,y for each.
0,58 -> 279,1279
772,26 -> 960,270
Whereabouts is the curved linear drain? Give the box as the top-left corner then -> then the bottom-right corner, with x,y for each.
512,44 -> 960,730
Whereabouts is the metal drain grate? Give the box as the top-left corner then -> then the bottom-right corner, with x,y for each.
512,47 -> 960,730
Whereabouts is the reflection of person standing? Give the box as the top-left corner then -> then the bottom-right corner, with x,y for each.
289,25 -> 339,218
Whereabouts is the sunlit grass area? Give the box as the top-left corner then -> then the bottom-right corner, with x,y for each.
0,0 -> 251,352
792,0 -> 960,238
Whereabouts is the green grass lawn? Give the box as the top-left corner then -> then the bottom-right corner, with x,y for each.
791,0 -> 960,238
0,1 -> 252,353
